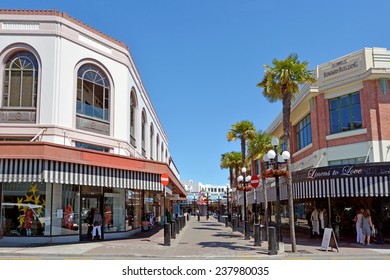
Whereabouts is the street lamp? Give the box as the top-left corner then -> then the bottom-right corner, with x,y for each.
237,167 -> 251,240
193,194 -> 196,216
263,137 -> 290,244
206,191 -> 209,220
226,184 -> 230,221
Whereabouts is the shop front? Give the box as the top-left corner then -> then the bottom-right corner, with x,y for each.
0,143 -> 186,244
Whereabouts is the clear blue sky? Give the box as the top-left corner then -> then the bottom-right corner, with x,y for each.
2,0 -> 390,185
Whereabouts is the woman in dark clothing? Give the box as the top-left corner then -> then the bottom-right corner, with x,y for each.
87,207 -> 94,240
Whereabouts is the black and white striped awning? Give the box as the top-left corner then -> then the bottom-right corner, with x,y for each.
0,159 -> 162,191
292,163 -> 390,199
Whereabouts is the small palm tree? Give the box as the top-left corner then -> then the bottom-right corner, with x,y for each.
220,151 -> 242,189
247,130 -> 273,228
227,120 -> 256,170
257,53 -> 316,253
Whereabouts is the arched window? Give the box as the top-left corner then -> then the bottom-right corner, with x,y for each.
77,64 -> 110,121
161,142 -> 164,162
141,109 -> 146,157
150,123 -> 154,160
2,51 -> 38,122
156,134 -> 160,161
130,90 -> 137,147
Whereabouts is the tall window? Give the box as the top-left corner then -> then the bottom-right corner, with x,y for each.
329,92 -> 362,134
150,123 -> 154,160
130,90 -> 136,147
295,114 -> 312,151
77,64 -> 110,121
156,134 -> 160,161
3,51 -> 38,108
141,110 -> 146,157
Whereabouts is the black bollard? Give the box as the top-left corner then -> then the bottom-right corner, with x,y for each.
232,217 -> 237,232
164,223 -> 171,246
170,220 -> 176,239
198,214 -> 200,221
254,224 -> 261,246
268,226 -> 277,255
176,219 -> 180,234
244,221 -> 250,240
225,216 -> 229,227
187,214 -> 189,221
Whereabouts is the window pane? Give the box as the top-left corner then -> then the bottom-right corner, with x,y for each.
341,107 -> 350,131
21,71 -> 33,106
340,95 -> 349,107
330,109 -> 340,133
352,104 -> 362,128
329,99 -> 338,110
351,93 -> 360,104
9,72 -> 21,106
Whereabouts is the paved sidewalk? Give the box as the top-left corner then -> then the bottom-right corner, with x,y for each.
0,216 -> 389,259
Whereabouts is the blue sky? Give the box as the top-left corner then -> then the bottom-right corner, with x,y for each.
2,0 -> 390,185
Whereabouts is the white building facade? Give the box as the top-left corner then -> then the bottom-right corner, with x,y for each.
0,10 -> 185,244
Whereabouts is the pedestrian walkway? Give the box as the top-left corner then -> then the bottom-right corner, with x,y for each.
0,216 -> 389,259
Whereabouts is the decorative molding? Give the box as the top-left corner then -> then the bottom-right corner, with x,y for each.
2,22 -> 39,30
79,34 -> 112,54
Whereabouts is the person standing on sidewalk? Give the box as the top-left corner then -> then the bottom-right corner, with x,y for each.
92,208 -> 103,240
355,208 -> 364,244
362,209 -> 374,245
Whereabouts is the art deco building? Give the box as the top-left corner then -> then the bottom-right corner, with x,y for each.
0,9 -> 186,244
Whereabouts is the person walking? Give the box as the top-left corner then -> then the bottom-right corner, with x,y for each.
355,208 -> 364,244
92,208 -> 103,240
362,209 -> 374,245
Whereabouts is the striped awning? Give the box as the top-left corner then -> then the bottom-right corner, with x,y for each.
0,158 -> 162,191
293,176 -> 390,199
292,163 -> 390,199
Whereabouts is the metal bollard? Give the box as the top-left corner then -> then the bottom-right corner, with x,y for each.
244,221 -> 250,240
198,214 -> 200,221
176,219 -> 180,234
164,223 -> 171,246
232,217 -> 237,232
170,220 -> 176,239
187,214 -> 189,221
268,226 -> 277,255
183,216 -> 186,227
225,216 -> 228,227
254,224 -> 261,246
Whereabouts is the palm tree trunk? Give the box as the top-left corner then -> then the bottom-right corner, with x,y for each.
282,92 -> 297,253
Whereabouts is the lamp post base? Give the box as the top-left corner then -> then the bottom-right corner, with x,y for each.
244,221 -> 250,240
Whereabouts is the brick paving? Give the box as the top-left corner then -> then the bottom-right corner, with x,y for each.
0,216 -> 389,259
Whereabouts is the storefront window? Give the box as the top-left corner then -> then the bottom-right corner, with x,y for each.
51,184 -> 80,236
104,188 -> 125,232
126,189 -> 141,230
0,182 -> 49,236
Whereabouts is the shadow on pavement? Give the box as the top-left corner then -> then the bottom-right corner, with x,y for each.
197,241 -> 258,252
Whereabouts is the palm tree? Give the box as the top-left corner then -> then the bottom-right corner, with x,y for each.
220,151 -> 242,189
247,130 -> 273,228
227,120 -> 256,238
257,53 -> 316,253
227,120 -> 256,169
220,151 -> 242,219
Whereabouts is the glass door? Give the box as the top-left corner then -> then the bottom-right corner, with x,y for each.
80,196 -> 101,241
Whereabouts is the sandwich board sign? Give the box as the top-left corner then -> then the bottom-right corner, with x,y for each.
320,228 -> 339,252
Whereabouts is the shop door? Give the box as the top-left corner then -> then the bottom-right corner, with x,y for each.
80,196 -> 101,241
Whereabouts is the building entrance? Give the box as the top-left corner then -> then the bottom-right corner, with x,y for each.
80,186 -> 103,241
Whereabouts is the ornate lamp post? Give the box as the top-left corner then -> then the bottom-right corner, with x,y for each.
206,191 -> 209,220
226,184 -> 230,221
237,167 -> 251,240
263,137 -> 290,244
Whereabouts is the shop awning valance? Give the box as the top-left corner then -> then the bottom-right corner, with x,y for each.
292,163 -> 390,199
0,158 -> 162,191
